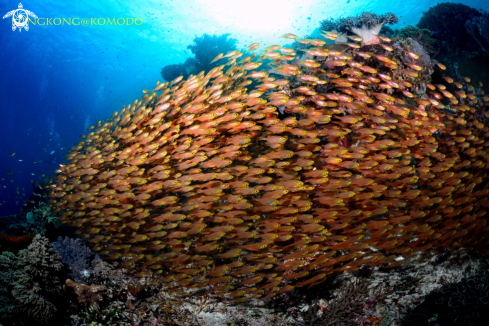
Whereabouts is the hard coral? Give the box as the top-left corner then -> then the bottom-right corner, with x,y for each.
52,22 -> 489,305
0,235 -> 66,325
64,278 -> 107,311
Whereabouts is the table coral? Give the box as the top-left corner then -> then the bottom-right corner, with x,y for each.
321,12 -> 399,45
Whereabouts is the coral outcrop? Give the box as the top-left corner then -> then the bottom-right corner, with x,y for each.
465,13 -> 489,55
417,3 -> 483,56
160,58 -> 196,84
52,23 -> 489,305
160,34 -> 238,82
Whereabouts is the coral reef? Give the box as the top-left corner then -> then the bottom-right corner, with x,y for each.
402,273 -> 489,326
60,248 -> 489,325
52,14 -> 489,309
417,3 -> 483,56
160,34 -> 238,82
465,13 -> 489,55
320,12 -> 399,45
277,249 -> 489,326
53,236 -> 96,283
0,234 -> 67,325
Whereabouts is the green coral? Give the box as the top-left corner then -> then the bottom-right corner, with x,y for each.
9,202 -> 60,236
0,235 -> 66,325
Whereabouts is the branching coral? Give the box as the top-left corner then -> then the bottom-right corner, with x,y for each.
51,21 -> 489,306
321,12 -> 399,45
0,251 -> 18,323
0,235 -> 67,325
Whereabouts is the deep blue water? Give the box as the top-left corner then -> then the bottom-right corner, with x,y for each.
0,0 -> 488,216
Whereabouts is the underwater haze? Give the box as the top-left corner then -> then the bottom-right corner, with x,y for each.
0,0 -> 488,216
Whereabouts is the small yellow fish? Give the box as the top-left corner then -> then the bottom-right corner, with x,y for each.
346,35 -> 363,42
406,51 -> 419,59
321,30 -> 338,40
280,33 -> 297,39
248,43 -> 259,51
434,62 -> 446,70
210,53 -> 224,63
377,35 -> 392,42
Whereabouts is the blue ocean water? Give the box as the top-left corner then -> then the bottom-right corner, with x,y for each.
0,0 -> 488,216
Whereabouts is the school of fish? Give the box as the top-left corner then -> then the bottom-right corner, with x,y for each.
50,31 -> 489,303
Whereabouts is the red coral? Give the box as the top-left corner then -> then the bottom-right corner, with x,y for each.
0,234 -> 34,252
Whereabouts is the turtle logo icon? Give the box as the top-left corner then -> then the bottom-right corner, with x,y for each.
3,3 -> 38,32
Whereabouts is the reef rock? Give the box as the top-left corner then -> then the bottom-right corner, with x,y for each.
64,278 -> 107,312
